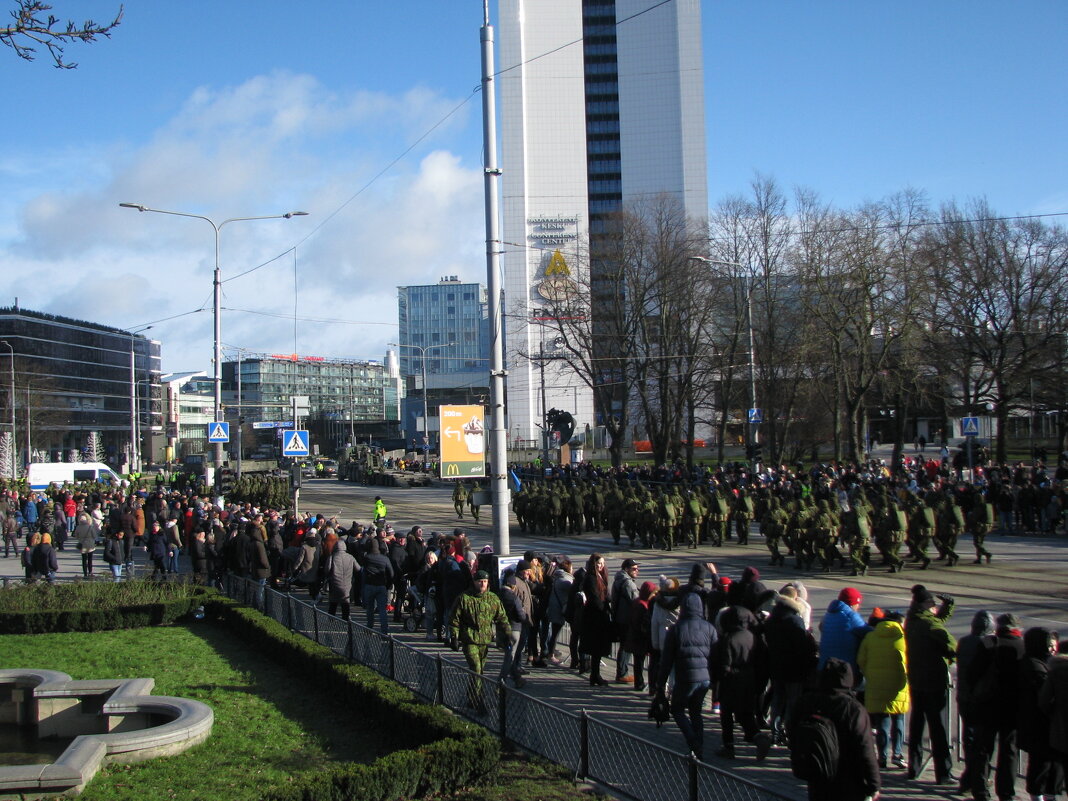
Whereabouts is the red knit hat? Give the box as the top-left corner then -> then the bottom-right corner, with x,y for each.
838,587 -> 863,606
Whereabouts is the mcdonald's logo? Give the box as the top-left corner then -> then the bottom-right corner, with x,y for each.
445,463 -> 460,476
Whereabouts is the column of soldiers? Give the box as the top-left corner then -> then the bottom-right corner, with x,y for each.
510,471 -> 1000,576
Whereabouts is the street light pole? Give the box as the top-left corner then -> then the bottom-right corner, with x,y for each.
0,340 -> 14,480
120,203 -> 307,476
389,342 -> 456,466
128,325 -> 152,473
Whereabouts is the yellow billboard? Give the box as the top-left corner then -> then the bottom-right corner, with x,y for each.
440,405 -> 485,478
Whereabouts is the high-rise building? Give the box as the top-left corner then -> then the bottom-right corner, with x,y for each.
498,0 -> 707,445
395,277 -> 490,449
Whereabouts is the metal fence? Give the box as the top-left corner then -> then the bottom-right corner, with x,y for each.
222,575 -> 796,801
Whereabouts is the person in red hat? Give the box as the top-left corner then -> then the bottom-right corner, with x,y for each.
816,587 -> 872,682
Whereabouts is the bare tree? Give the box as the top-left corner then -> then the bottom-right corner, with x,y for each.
923,201 -> 1068,461
2,1 -> 121,67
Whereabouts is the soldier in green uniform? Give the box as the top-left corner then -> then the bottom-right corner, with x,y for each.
453,481 -> 468,519
881,498 -> 908,573
567,483 -> 585,535
708,486 -> 730,547
604,481 -> 624,545
760,496 -> 788,566
810,499 -> 840,572
968,490 -> 994,564
683,489 -> 704,548
549,485 -> 565,536
907,494 -> 936,569
843,502 -> 872,576
734,488 -> 755,545
656,487 -> 677,550
450,569 -> 510,710
468,484 -> 481,524
936,491 -> 963,567
639,487 -> 658,549
513,484 -> 529,532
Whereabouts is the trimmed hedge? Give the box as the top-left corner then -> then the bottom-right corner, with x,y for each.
207,598 -> 500,801
0,588 -> 211,634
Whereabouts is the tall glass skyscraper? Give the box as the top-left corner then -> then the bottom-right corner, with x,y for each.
498,0 -> 707,444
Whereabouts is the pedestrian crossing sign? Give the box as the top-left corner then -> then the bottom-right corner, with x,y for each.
282,429 -> 310,457
961,416 -> 980,437
207,422 -> 230,442
748,408 -> 763,424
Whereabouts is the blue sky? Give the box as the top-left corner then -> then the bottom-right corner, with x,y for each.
3,1 -> 1065,373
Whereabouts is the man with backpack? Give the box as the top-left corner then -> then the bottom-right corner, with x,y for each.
790,657 -> 880,800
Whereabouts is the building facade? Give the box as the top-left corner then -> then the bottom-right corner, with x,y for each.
221,353 -> 400,456
395,277 -> 490,449
0,306 -> 161,469
498,0 -> 708,444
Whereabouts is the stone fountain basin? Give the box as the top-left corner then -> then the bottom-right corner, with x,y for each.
0,670 -> 213,798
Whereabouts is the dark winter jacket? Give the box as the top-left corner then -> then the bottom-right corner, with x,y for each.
956,610 -> 996,714
764,596 -> 817,683
658,592 -> 717,688
716,605 -> 761,710
969,626 -> 1025,727
1017,627 -> 1053,754
905,599 -> 957,693
790,658 -> 880,801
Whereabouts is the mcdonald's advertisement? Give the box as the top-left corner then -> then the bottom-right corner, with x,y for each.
440,405 -> 485,478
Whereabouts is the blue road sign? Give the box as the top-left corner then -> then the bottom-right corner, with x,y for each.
961,416 -> 980,437
207,422 -> 230,443
282,429 -> 310,457
748,408 -> 763,425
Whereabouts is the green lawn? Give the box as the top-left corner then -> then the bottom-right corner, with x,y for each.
2,623 -> 394,800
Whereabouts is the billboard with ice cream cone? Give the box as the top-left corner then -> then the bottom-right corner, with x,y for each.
440,405 -> 486,478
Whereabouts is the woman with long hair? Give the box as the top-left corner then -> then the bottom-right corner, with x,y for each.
580,553 -> 613,686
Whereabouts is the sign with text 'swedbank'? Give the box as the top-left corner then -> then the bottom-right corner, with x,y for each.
440,405 -> 485,478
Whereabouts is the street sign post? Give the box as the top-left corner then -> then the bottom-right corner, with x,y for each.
282,429 -> 310,457
207,422 -> 230,443
747,408 -> 763,425
961,417 -> 980,437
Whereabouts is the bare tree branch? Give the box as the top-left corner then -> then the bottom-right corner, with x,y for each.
2,1 -> 122,68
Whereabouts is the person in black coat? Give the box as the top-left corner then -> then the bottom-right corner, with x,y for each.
1018,627 -> 1063,800
791,658 -> 880,801
764,590 -> 818,746
579,553 -> 613,686
968,612 -> 1026,801
716,605 -> 770,759
657,591 -> 718,760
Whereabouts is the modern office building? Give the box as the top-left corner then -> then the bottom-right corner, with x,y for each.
395,277 -> 490,449
497,0 -> 708,444
0,306 -> 161,469
221,353 -> 401,455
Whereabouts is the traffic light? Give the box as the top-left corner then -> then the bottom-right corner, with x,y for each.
218,467 -> 235,496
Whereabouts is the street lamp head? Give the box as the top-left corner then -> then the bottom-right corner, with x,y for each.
119,203 -> 147,212
283,211 -> 309,219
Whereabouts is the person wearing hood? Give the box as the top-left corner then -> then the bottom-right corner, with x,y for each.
957,610 -> 997,793
817,587 -> 871,678
858,610 -> 909,769
726,565 -> 767,613
790,658 -> 880,801
715,604 -> 771,760
657,592 -> 718,760
1018,627 -> 1062,801
650,575 -> 682,690
362,538 -> 395,632
764,587 -> 817,747
904,584 -> 957,785
967,612 -> 1026,801
623,580 -> 657,692
783,580 -> 812,630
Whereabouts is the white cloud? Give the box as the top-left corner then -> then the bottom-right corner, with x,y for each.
3,71 -> 483,374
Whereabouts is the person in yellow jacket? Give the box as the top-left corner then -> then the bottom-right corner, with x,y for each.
373,496 -> 387,524
857,610 -> 910,770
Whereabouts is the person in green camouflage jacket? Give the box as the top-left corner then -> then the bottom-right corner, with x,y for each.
450,569 -> 510,675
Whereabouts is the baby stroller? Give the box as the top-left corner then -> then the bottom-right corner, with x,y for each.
401,584 -> 427,633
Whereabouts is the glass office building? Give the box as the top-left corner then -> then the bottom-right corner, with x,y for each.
0,306 -> 161,466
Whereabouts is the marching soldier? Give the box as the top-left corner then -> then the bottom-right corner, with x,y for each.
734,488 -> 755,545
452,482 -> 468,519
968,490 -> 995,564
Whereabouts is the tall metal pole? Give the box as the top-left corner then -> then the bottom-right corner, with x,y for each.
119,203 -> 308,477
481,3 -> 510,556
746,274 -> 758,459
236,352 -> 243,477
0,341 -> 14,480
421,349 -> 429,467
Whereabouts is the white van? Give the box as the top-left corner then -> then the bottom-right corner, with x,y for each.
27,462 -> 123,491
